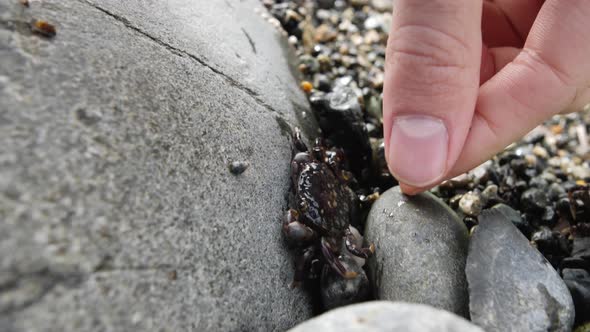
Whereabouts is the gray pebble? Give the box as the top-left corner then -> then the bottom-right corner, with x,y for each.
467,209 -> 575,332
288,301 -> 483,332
365,187 -> 469,316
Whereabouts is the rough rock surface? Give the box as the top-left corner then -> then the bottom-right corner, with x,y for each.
467,209 -> 575,332
364,187 -> 469,316
288,301 -> 483,332
0,0 -> 316,331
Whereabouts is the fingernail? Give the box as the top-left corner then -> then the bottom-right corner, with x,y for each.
389,115 -> 448,187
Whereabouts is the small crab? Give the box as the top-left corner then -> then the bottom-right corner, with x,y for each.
284,128 -> 375,286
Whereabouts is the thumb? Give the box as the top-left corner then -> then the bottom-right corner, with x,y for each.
383,0 -> 482,192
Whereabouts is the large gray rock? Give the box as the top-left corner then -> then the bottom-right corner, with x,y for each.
288,301 -> 483,332
0,0 -> 316,331
467,209 -> 575,332
364,187 -> 469,316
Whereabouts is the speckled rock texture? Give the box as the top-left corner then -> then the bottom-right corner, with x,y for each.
467,209 -> 575,332
0,0 -> 316,331
364,186 -> 469,317
288,301 -> 483,332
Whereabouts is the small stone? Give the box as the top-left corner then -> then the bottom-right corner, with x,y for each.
572,165 -> 590,180
365,95 -> 382,122
481,184 -> 499,204
317,0 -> 335,9
309,87 -> 371,177
300,81 -> 313,93
563,268 -> 590,326
288,301 -> 483,332
520,188 -> 548,214
449,194 -> 463,210
440,173 -> 472,190
31,19 -> 57,38
371,0 -> 394,12
228,161 -> 249,175
533,145 -> 549,159
365,187 -> 469,316
363,30 -> 381,44
459,191 -> 483,217
529,177 -> 549,190
540,170 -> 558,183
320,255 -> 370,310
288,35 -> 298,46
314,24 -> 337,43
350,0 -> 369,7
525,154 -> 538,167
467,209 -> 575,332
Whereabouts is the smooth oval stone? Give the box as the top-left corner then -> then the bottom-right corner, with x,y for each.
365,187 -> 469,316
288,301 -> 483,332
467,209 -> 575,332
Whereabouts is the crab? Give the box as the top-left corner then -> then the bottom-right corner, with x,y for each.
284,128 -> 375,286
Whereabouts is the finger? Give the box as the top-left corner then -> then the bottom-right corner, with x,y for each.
480,45 -> 520,84
482,0 -> 544,47
450,0 -> 590,176
383,0 -> 483,190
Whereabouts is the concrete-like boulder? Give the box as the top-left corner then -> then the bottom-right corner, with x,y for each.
0,0 -> 316,330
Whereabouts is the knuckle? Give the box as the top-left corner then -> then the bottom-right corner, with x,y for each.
388,24 -> 469,70
386,24 -> 472,89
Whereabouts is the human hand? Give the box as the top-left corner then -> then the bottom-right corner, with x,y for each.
383,0 -> 590,194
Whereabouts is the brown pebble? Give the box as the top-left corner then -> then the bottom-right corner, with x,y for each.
20,0 -> 29,7
31,19 -> 56,38
550,124 -> 563,135
300,81 -> 313,93
168,270 -> 177,281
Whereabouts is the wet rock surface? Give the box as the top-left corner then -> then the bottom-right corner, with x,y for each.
0,0 -> 316,330
467,209 -> 575,332
320,254 -> 370,311
364,187 -> 469,316
288,301 -> 483,332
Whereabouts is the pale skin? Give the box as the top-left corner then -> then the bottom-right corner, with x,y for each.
383,0 -> 590,195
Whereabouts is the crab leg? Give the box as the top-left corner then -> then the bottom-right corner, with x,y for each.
345,228 -> 376,259
283,209 -> 315,244
291,246 -> 316,288
320,237 -> 357,279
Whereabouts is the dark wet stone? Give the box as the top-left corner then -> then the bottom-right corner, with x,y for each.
228,161 -> 249,175
320,255 -> 370,310
467,209 -> 575,332
309,87 -> 372,178
541,206 -> 558,226
521,188 -> 549,214
288,301 -> 484,332
529,177 -> 549,190
317,0 -> 335,9
365,187 -> 469,316
314,74 -> 332,92
548,183 -> 567,201
563,268 -> 590,326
